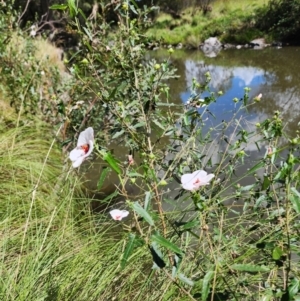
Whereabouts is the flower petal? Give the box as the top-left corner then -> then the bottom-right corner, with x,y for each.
181,173 -> 193,185
77,127 -> 94,146
109,209 -> 129,221
182,181 -> 195,191
69,148 -> 85,161
204,174 -> 215,184
72,156 -> 85,168
181,170 -> 214,190
192,170 -> 207,178
181,173 -> 199,190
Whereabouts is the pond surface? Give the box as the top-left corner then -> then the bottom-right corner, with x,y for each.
86,47 -> 300,203
153,46 -> 300,136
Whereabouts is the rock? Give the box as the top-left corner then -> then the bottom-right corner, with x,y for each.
272,41 -> 282,47
203,37 -> 222,48
223,43 -> 235,49
250,38 -> 266,49
176,43 -> 183,49
236,45 -> 242,49
200,37 -> 222,57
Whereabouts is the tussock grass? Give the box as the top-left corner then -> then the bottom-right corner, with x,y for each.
0,120 -> 186,300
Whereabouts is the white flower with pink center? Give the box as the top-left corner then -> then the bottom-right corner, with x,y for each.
109,209 -> 129,221
69,127 -> 94,168
181,170 -> 215,191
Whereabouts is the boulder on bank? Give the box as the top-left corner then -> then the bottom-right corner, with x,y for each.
200,37 -> 222,57
250,38 -> 266,49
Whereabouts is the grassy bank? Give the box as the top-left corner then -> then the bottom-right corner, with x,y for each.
146,0 -> 269,47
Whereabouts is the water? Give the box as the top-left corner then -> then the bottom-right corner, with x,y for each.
161,46 -> 300,136
86,47 -> 300,201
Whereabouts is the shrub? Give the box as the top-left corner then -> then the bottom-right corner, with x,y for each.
257,0 -> 300,41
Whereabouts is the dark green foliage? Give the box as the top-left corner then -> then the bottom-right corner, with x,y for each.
257,0 -> 300,42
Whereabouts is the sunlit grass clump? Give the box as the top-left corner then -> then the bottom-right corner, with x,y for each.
0,123 -> 119,299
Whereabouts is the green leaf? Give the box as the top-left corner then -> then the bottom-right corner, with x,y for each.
268,208 -> 285,220
132,122 -> 146,129
291,187 -> 300,198
230,264 -> 269,273
50,4 -> 68,10
182,219 -> 200,230
68,0 -> 77,17
78,8 -> 87,21
172,253 -> 182,277
121,234 -> 136,269
97,167 -> 111,189
112,130 -> 124,139
83,41 -> 93,52
240,184 -> 255,191
247,161 -> 265,175
178,273 -> 194,286
202,270 -> 214,301
152,118 -> 166,130
144,191 -> 152,211
82,26 -> 93,41
272,246 -> 283,260
289,278 -> 300,299
271,147 -> 277,164
262,175 -> 271,191
132,202 -> 154,226
61,139 -> 72,146
101,191 -> 119,203
129,3 -> 138,14
126,172 -> 144,178
149,243 -> 166,269
291,187 -> 300,213
151,233 -> 184,256
102,151 -> 121,174
254,195 -> 266,209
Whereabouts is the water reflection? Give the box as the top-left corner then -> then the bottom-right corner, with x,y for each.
151,47 -> 300,205
87,48 -> 300,204
159,47 -> 300,136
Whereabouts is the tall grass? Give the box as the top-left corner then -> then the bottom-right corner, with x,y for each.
0,121 -> 115,300
0,120 -> 194,300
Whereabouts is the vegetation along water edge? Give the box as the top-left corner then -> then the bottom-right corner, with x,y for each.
1,0 -> 300,300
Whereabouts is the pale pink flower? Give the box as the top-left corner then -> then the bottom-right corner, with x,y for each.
181,170 -> 215,191
128,155 -> 134,165
69,127 -> 94,168
109,209 -> 129,221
